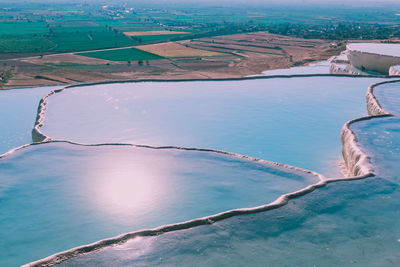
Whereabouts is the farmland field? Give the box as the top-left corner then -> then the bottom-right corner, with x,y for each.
0,3 -> 399,54
0,36 -> 55,52
112,24 -> 164,33
43,62 -> 117,70
133,34 -> 190,44
124,31 -> 190,36
136,42 -> 222,58
94,20 -> 125,26
49,31 -> 135,52
5,32 -> 340,89
0,22 -> 48,35
77,48 -> 163,61
0,24 -> 136,53
1,2 -> 400,89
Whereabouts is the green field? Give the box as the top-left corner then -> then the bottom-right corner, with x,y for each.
0,28 -> 136,53
133,34 -> 191,44
50,26 -> 108,33
0,36 -> 55,52
113,24 -> 164,33
94,20 -> 125,26
0,2 -> 399,54
50,31 -> 134,52
0,21 -> 49,35
77,48 -> 163,61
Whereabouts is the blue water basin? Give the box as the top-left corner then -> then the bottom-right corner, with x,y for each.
41,77 -> 388,176
0,142 -> 319,266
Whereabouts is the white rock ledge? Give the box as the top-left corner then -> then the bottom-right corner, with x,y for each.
347,43 -> 400,74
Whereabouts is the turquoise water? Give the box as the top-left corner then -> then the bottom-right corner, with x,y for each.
255,60 -> 330,76
351,117 -> 400,180
350,82 -> 400,180
0,86 -> 61,154
0,142 -> 318,266
373,82 -> 400,115
3,77 -> 399,266
58,178 -> 400,267
41,77 -> 388,176
56,81 -> 400,267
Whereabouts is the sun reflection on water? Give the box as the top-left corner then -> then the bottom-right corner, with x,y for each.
99,168 -> 155,211
83,150 -> 172,224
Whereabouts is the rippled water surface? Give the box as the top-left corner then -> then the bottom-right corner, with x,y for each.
350,117 -> 400,180
351,81 -> 400,180
58,177 -> 400,267
54,80 -> 400,267
372,82 -> 400,115
0,142 -> 318,266
42,77 -> 388,176
3,77 -> 400,267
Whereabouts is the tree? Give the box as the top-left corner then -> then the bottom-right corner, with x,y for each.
0,68 -> 14,87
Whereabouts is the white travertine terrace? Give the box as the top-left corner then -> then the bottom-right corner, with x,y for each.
330,51 -> 349,64
389,65 -> 400,76
329,62 -> 367,75
19,76 -> 398,266
347,43 -> 400,74
328,50 -> 370,75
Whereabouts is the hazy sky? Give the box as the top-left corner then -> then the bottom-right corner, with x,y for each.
114,0 -> 400,8
8,0 -> 400,4
124,0 -> 399,3
4,0 -> 400,8
127,0 -> 400,8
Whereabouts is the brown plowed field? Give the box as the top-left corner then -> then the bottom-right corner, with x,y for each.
2,32 -> 345,89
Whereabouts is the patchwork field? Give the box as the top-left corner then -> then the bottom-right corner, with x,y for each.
122,30 -> 195,44
133,34 -> 192,44
22,54 -> 114,65
0,22 -> 48,35
0,3 -> 398,56
124,31 -> 189,36
136,42 -> 222,58
0,30 -> 135,53
4,32 -> 343,89
77,48 -> 163,61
